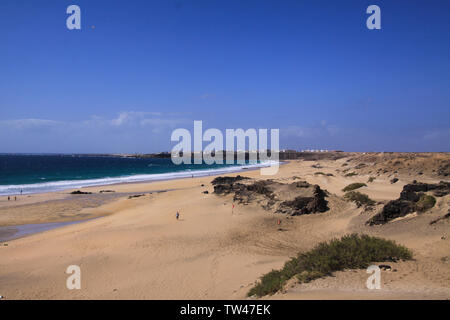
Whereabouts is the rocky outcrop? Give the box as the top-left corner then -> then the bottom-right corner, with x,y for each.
400,181 -> 450,200
211,175 -> 249,187
437,162 -> 450,177
368,181 -> 449,225
276,185 -> 328,215
369,200 -> 416,225
70,190 -> 92,195
212,177 -> 329,216
390,178 -> 399,184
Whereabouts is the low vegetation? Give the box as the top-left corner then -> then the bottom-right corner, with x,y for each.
342,183 -> 367,192
367,177 -> 376,183
344,191 -> 376,208
315,172 -> 334,176
416,194 -> 436,212
345,172 -> 358,177
248,234 -> 412,297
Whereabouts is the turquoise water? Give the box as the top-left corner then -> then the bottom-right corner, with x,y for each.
0,154 -> 268,195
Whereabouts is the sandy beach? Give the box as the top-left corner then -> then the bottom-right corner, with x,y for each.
0,153 -> 449,299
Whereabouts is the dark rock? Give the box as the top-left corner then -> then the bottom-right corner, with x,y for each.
213,182 -> 242,195
70,190 -> 92,195
277,186 -> 328,215
400,181 -> 450,199
99,190 -> 115,193
211,175 -> 249,186
400,189 -> 422,202
128,194 -> 145,199
295,181 -> 311,188
369,181 -> 448,225
434,190 -> 448,197
390,178 -> 399,184
369,200 -> 415,225
379,264 -> 392,271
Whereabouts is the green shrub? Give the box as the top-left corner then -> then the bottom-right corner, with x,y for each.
344,191 -> 376,208
367,177 -> 376,183
345,172 -> 358,177
296,270 -> 325,283
342,183 -> 367,192
416,195 -> 436,212
248,234 -> 412,297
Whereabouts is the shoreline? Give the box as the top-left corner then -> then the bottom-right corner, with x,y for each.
0,218 -> 98,243
0,161 -> 281,197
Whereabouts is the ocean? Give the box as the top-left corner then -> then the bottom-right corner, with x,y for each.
0,154 -> 270,196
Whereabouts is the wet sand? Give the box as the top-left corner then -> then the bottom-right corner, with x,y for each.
0,219 -> 96,242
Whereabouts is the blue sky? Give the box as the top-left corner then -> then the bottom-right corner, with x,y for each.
0,0 -> 449,153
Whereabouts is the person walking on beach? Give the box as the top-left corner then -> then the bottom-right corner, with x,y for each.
7,196 -> 10,201
176,211 -> 180,220
20,189 -> 23,195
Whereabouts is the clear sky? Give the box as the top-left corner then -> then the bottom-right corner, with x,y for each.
0,0 -> 449,153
